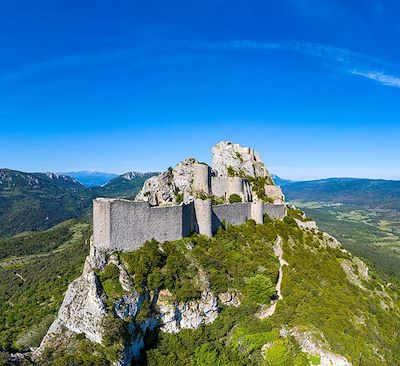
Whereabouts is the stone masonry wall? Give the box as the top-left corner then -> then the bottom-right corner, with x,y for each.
263,203 -> 287,220
93,199 -> 287,253
212,202 -> 251,233
93,198 -> 192,252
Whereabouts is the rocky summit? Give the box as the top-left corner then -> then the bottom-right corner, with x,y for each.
12,142 -> 399,366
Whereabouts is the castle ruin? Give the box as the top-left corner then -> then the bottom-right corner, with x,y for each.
93,141 -> 286,253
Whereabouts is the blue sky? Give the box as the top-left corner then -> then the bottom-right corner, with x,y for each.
0,0 -> 399,180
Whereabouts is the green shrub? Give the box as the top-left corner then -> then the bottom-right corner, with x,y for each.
227,166 -> 236,177
101,314 -> 127,347
175,192 -> 184,204
244,274 -> 276,304
211,195 -> 225,205
229,194 -> 242,204
102,263 -> 120,280
192,343 -> 223,366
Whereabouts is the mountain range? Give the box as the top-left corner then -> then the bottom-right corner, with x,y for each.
0,169 -> 158,237
58,171 -> 119,187
278,176 -> 400,210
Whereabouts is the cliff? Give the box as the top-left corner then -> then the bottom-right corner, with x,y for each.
31,142 -> 400,366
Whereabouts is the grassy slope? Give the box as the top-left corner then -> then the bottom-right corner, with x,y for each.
0,220 -> 91,351
280,178 -> 400,281
289,202 -> 400,281
36,217 -> 400,366
142,219 -> 400,366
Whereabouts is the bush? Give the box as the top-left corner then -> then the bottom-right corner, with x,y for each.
101,314 -> 127,347
229,194 -> 242,204
244,274 -> 276,304
227,166 -> 236,177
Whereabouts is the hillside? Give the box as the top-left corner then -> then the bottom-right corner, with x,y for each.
1,153 -> 399,365
92,172 -> 159,199
16,143 -> 400,366
0,219 -> 91,351
58,171 -> 119,187
0,169 -> 158,237
0,169 -> 90,237
282,177 -> 400,210
13,215 -> 399,365
279,177 -> 400,280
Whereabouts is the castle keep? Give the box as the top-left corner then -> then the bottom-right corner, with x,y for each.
93,141 -> 286,253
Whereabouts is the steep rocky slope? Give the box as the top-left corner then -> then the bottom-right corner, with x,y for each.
32,215 -> 400,366
27,142 -> 400,366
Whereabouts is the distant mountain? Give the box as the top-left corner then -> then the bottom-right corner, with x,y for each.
281,177 -> 400,210
271,174 -> 294,186
58,171 -> 119,187
0,169 -> 90,237
92,171 -> 159,198
0,169 -> 158,237
0,169 -> 84,190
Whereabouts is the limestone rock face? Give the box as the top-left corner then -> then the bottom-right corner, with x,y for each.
135,158 -> 200,205
294,218 -> 318,230
156,289 -> 219,333
280,327 -> 352,366
264,185 -> 284,203
218,290 -> 241,307
212,141 -> 269,178
36,270 -> 107,355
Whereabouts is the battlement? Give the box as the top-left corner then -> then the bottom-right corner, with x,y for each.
93,198 -> 287,253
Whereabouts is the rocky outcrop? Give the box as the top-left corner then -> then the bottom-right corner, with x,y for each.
157,289 -> 219,333
35,270 -> 107,357
340,259 -> 368,291
218,290 -> 241,307
294,218 -> 318,230
264,185 -> 284,203
212,141 -> 270,178
280,327 -> 352,366
135,158 -> 200,206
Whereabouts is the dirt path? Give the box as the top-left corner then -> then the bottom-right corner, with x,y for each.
258,236 -> 287,319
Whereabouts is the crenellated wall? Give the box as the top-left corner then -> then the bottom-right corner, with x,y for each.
93,198 -> 287,253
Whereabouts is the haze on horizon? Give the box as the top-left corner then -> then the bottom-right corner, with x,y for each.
1,0 -> 399,180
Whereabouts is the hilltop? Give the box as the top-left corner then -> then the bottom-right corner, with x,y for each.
4,141 -> 394,366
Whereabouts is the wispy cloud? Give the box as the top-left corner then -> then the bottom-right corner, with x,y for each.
350,70 -> 400,87
194,40 -> 400,89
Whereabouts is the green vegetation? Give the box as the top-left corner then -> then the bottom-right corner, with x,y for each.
211,195 -> 225,205
228,193 -> 242,203
39,333 -> 115,365
0,220 -> 91,351
175,192 -> 184,204
290,201 -> 400,281
0,168 -> 157,237
143,218 -> 400,366
244,274 -> 276,304
247,176 -> 273,203
227,166 -> 236,177
286,206 -> 313,222
98,263 -> 124,306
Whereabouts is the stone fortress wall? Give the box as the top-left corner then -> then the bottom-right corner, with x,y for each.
93,142 -> 287,253
93,198 -> 286,253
